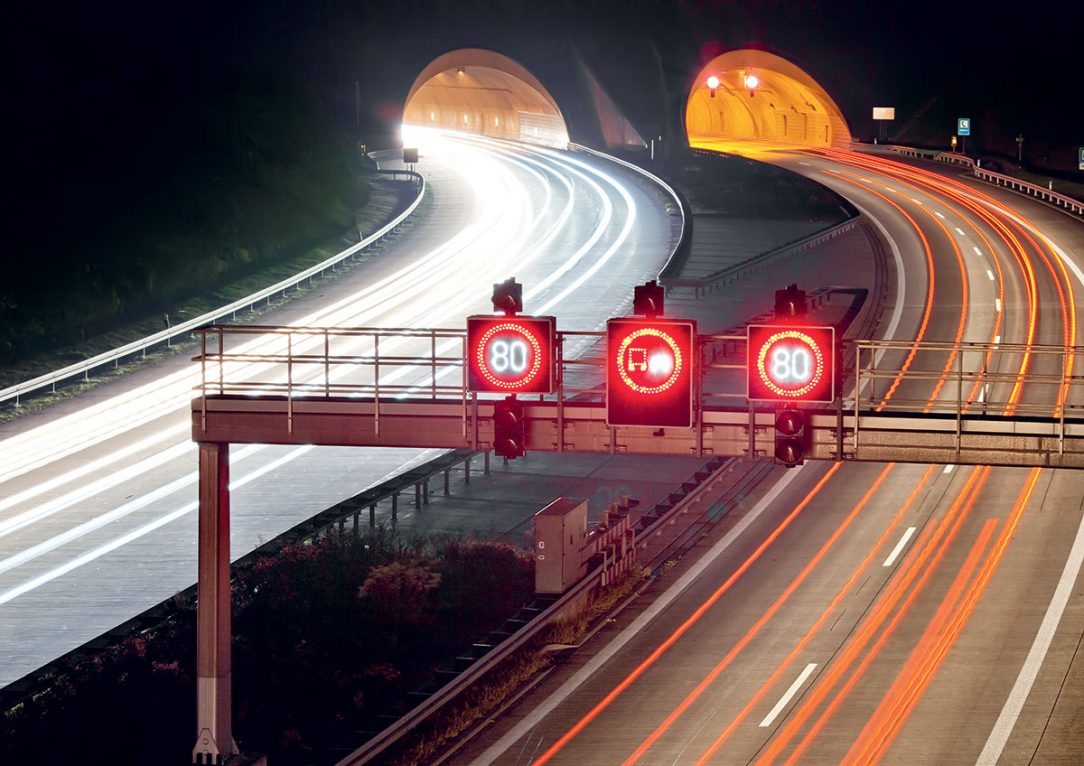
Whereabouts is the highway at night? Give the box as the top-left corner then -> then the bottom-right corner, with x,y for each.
5,4 -> 1082,763
0,131 -> 678,686
453,144 -> 1084,765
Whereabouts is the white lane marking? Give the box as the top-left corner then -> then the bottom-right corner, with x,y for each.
0,445 -> 313,605
846,200 -> 907,368
0,440 -> 191,540
0,423 -> 188,519
943,465 -> 956,474
883,527 -> 917,567
973,246 -> 983,256
760,663 -> 818,727
977,481 -> 1084,765
471,467 -> 807,765
911,198 -> 923,205
956,226 -> 967,236
996,298 -> 1002,312
799,161 -> 811,166
987,269 -> 996,281
994,335 -> 1001,346
935,211 -> 946,219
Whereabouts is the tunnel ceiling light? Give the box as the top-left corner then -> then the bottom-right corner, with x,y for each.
706,75 -> 720,90
744,74 -> 760,90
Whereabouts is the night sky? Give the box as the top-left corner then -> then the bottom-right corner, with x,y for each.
7,0 -> 1082,266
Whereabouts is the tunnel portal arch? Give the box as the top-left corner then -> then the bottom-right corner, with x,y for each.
686,50 -> 851,149
403,48 -> 569,148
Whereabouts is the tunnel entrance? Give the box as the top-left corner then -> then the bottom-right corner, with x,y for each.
686,50 -> 851,150
403,49 -> 569,148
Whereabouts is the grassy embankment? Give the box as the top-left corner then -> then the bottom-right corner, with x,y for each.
1,72 -> 384,389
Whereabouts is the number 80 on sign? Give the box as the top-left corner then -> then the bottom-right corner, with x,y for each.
746,324 -> 836,403
467,315 -> 557,394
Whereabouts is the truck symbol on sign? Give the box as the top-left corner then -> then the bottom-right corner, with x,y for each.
627,347 -> 648,372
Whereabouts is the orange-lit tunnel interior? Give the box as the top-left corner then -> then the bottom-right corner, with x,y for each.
686,50 -> 851,150
403,48 -> 569,148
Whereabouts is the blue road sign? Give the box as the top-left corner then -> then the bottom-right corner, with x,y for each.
957,118 -> 971,136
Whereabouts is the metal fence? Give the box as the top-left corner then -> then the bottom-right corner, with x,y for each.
194,325 -> 1084,428
0,169 -> 425,408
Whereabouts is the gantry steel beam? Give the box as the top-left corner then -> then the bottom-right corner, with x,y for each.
192,396 -> 1084,469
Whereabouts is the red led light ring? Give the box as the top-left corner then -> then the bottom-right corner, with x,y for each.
616,328 -> 684,394
755,330 -> 825,397
474,323 -> 543,389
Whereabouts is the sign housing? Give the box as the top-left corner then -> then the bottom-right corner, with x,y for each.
747,324 -> 836,403
606,318 -> 697,428
466,315 -> 556,394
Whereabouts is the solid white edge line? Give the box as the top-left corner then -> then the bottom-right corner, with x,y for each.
470,466 -> 807,765
882,527 -> 917,567
976,491 -> 1084,765
471,169 -> 914,764
759,663 -> 818,727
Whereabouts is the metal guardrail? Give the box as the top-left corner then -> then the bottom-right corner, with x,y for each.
335,452 -> 737,766
0,169 -> 425,408
886,146 -> 1084,217
568,142 -> 690,280
662,217 -> 859,297
336,551 -> 607,765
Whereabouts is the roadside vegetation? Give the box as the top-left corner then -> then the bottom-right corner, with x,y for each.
1,529 -> 534,765
2,69 -> 366,378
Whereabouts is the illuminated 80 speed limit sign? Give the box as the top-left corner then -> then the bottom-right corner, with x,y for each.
467,315 -> 556,394
746,324 -> 836,402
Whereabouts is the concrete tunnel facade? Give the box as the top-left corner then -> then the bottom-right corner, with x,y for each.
403,48 -> 570,148
686,49 -> 851,149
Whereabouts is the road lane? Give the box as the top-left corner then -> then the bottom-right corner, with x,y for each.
453,146 -> 1084,765
0,131 -> 679,686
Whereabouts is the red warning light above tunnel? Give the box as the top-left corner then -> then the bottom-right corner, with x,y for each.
747,324 -> 836,403
607,318 -> 697,428
467,315 -> 556,394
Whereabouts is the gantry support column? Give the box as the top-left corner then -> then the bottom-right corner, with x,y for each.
193,441 -> 239,764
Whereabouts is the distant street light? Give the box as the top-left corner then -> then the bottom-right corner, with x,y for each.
706,75 -> 719,98
744,73 -> 759,97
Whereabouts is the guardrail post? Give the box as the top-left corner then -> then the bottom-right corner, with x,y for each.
374,333 -> 381,437
193,441 -> 238,764
557,334 -> 565,452
217,329 -> 225,396
956,350 -> 963,455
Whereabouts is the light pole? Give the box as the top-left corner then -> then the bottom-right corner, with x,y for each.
1016,133 -> 1024,164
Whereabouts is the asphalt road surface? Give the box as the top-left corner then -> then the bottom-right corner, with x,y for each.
0,131 -> 679,687
453,143 -> 1084,766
